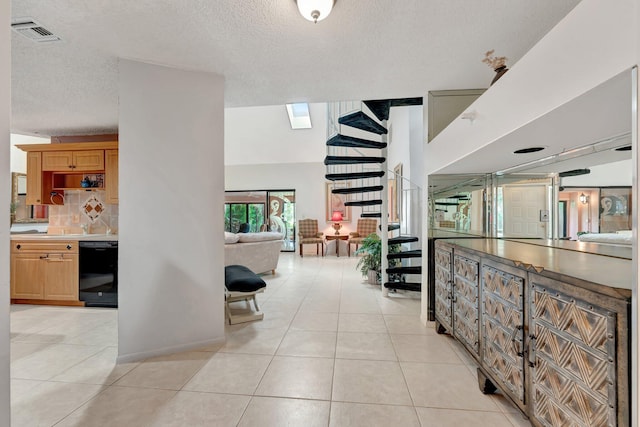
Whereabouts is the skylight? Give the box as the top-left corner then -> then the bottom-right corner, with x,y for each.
286,103 -> 312,129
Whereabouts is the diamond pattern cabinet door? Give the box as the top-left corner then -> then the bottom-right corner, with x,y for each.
528,273 -> 626,427
453,252 -> 480,357
481,261 -> 525,408
434,243 -> 453,332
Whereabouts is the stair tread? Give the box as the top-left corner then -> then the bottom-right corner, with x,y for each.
384,224 -> 400,231
345,199 -> 382,207
361,212 -> 382,218
389,236 -> 419,244
327,134 -> 387,149
324,156 -> 385,165
339,111 -> 388,135
384,282 -> 422,292
363,100 -> 391,121
386,266 -> 422,274
332,185 -> 383,194
326,171 -> 385,181
388,249 -> 422,259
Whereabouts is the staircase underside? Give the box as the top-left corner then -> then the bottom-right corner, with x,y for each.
324,156 -> 385,165
339,111 -> 388,135
327,134 -> 387,150
326,171 -> 385,181
345,199 -> 382,207
386,266 -> 422,275
332,185 -> 383,195
389,236 -> 419,245
384,282 -> 421,292
387,249 -> 422,259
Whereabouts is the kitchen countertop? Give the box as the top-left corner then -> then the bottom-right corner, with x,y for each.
10,233 -> 118,242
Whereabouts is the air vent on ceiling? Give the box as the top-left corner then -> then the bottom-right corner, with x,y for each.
11,18 -> 60,42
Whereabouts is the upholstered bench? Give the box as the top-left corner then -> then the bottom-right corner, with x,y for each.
224,265 -> 267,325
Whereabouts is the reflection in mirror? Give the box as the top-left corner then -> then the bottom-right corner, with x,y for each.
427,68 -> 633,257
10,172 -> 48,223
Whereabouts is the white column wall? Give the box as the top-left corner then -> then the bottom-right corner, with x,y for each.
1,0 -> 10,423
117,60 -> 225,362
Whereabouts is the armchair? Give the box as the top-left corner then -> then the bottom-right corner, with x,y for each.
298,219 -> 324,257
348,219 -> 378,256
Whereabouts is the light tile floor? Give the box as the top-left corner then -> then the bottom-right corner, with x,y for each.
10,253 -> 532,426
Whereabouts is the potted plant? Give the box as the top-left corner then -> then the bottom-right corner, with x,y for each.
354,233 -> 400,285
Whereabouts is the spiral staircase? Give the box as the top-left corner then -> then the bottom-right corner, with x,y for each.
324,99 -> 423,294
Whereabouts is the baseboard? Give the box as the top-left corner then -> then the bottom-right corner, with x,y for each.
116,336 -> 226,364
420,313 -> 431,326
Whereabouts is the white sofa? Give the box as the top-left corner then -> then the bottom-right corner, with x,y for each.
224,232 -> 283,274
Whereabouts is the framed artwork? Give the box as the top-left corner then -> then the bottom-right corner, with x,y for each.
599,187 -> 632,232
326,182 -> 351,222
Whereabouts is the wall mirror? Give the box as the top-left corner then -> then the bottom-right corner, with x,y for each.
11,172 -> 48,223
427,68 -> 634,259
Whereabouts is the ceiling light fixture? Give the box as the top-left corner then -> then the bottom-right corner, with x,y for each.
295,0 -> 336,23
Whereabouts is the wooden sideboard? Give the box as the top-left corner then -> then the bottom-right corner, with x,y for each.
433,238 -> 631,427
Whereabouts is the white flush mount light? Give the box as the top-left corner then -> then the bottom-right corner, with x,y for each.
295,0 -> 336,23
286,103 -> 312,129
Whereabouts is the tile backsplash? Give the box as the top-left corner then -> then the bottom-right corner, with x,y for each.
48,190 -> 118,234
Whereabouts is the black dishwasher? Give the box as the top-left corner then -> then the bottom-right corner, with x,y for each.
79,241 -> 118,307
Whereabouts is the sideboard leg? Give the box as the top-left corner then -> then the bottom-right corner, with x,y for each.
477,367 -> 497,394
435,320 -> 447,335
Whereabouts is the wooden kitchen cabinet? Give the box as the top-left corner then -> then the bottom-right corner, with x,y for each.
105,149 -> 119,204
42,149 -> 104,171
17,141 -> 118,204
25,151 -> 45,205
11,240 -> 80,304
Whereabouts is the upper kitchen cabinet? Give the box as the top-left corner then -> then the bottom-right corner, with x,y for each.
105,149 -> 119,204
42,149 -> 104,171
17,141 -> 119,204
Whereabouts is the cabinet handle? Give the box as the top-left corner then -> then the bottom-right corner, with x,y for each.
528,335 -> 537,367
510,325 -> 524,357
39,255 -> 48,259
66,245 -> 72,250
16,244 -> 21,249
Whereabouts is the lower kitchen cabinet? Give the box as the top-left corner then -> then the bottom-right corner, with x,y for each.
11,240 -> 79,303
433,239 -> 631,427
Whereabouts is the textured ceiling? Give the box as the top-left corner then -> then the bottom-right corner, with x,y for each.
10,0 -> 581,136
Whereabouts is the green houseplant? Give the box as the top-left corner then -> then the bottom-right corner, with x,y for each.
354,233 -> 401,284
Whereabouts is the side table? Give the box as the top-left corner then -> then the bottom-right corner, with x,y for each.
325,234 -> 349,257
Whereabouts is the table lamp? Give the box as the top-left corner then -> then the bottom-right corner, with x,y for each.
331,211 -> 343,235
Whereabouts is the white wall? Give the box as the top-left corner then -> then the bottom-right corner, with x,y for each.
225,103 -> 327,166
562,159 -> 633,187
0,0 -> 10,423
118,60 -> 225,362
10,134 -> 49,173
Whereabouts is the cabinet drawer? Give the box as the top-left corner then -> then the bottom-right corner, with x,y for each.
12,240 -> 79,254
